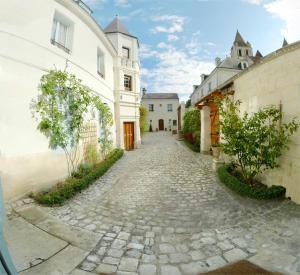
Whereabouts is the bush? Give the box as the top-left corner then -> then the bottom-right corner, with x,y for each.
139,105 -> 148,136
183,140 -> 200,152
85,143 -> 98,166
183,109 -> 200,147
35,149 -> 124,206
217,165 -> 286,199
217,96 -> 298,184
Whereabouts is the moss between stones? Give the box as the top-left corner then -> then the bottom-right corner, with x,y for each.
217,164 -> 286,200
35,149 -> 124,206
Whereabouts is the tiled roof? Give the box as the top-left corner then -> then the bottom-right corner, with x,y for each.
142,93 -> 179,99
104,16 -> 133,37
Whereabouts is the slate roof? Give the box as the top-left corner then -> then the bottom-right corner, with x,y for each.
217,57 -> 241,70
233,30 -> 249,47
104,16 -> 135,37
282,38 -> 288,47
142,93 -> 179,100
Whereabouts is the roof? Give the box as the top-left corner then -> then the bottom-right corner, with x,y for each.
104,16 -> 136,38
217,56 -> 241,70
282,38 -> 288,47
142,93 -> 179,100
233,30 -> 248,47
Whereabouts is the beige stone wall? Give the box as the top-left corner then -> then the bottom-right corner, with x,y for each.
233,42 -> 300,203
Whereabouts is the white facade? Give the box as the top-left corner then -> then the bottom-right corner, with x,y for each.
141,94 -> 179,132
0,0 -> 141,201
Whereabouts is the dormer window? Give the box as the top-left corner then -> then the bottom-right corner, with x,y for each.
51,12 -> 73,53
122,47 -> 130,59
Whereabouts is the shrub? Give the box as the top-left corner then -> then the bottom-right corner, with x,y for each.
35,149 -> 124,206
85,143 -> 98,166
183,108 -> 200,146
183,140 -> 200,152
217,165 -> 286,199
217,96 -> 298,184
139,105 -> 148,136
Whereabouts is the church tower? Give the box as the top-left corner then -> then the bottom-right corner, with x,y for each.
230,30 -> 253,69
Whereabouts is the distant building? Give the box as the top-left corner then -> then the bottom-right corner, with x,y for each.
191,31 -> 263,107
141,93 -> 179,132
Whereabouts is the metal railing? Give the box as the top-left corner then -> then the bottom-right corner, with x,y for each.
73,0 -> 93,15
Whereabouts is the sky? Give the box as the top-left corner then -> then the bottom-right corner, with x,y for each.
84,0 -> 300,101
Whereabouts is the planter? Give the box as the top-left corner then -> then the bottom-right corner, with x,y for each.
211,146 -> 221,159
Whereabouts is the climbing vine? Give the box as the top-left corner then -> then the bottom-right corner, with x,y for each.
32,69 -> 113,175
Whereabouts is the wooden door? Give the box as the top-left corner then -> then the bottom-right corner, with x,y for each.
124,122 -> 134,150
159,119 -> 164,131
210,102 -> 219,145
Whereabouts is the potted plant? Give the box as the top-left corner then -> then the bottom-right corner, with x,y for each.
211,143 -> 221,159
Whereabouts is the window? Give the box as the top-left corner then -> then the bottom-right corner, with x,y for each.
201,88 -> 204,97
159,104 -> 162,107
208,82 -> 212,92
243,62 -> 248,69
238,49 -> 242,56
124,74 -> 132,91
149,104 -> 154,112
167,104 -> 173,112
173,120 -> 177,126
122,47 -> 130,59
51,12 -> 73,53
246,49 -> 249,56
97,48 -> 105,78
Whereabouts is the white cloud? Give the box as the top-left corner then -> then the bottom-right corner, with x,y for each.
115,0 -> 130,7
167,34 -> 179,41
151,15 -> 185,34
264,0 -> 300,42
244,0 -> 264,5
140,43 -> 214,99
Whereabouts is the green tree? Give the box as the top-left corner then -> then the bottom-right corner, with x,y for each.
139,105 -> 148,136
217,96 -> 299,184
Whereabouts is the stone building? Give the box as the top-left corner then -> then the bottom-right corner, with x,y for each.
0,0 -> 141,201
141,93 -> 179,132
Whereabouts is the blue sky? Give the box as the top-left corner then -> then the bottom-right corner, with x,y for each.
85,0 -> 300,101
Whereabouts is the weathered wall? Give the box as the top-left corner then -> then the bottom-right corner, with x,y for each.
233,42 -> 300,203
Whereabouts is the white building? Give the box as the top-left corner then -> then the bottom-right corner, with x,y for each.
0,0 -> 141,201
141,93 -> 179,132
191,31 -> 262,106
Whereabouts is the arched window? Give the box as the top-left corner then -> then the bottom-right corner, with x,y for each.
238,49 -> 242,57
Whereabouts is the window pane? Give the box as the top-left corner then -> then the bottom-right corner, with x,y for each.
124,75 -> 132,90
167,104 -> 173,112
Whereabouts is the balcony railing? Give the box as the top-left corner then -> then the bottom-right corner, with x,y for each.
73,0 -> 93,15
120,57 -> 140,70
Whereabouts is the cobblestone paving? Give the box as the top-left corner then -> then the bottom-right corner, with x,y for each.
47,132 -> 300,275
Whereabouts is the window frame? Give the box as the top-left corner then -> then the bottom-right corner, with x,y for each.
167,104 -> 173,112
97,48 -> 105,78
124,74 -> 132,91
122,46 -> 130,59
149,104 -> 154,112
51,12 -> 73,54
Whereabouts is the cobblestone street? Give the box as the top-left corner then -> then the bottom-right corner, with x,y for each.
43,132 -> 300,275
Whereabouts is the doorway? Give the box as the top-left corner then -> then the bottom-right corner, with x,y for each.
123,122 -> 135,150
158,119 -> 164,131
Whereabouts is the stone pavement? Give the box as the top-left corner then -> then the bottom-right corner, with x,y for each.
6,132 -> 300,274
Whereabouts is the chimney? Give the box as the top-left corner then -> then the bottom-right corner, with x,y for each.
215,57 -> 221,66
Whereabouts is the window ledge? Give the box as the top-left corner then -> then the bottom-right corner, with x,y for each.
50,39 -> 71,54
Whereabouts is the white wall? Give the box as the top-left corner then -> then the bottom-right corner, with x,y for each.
0,0 -> 117,200
141,98 -> 179,131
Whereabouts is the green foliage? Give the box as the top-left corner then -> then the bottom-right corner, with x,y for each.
93,97 -> 113,159
218,165 -> 286,199
33,70 -> 94,175
71,163 -> 92,178
182,140 -> 200,152
139,105 -> 148,136
217,96 -> 299,184
32,69 -> 114,175
35,149 -> 124,206
85,144 -> 98,166
183,108 -> 200,146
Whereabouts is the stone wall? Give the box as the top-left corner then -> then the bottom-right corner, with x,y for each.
233,41 -> 300,203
